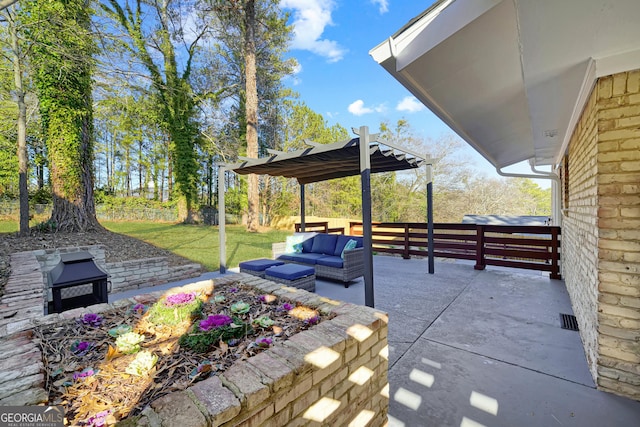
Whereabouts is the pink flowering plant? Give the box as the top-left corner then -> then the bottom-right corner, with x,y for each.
71,340 -> 93,356
79,313 -> 103,327
199,314 -> 233,331
164,292 -> 196,307
179,313 -> 252,353
73,367 -> 97,381
147,292 -> 203,325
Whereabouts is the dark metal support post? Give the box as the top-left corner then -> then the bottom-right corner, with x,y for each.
300,184 -> 306,232
218,166 -> 226,274
359,126 -> 374,307
427,163 -> 434,274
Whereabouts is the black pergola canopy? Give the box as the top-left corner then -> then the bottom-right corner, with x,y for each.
230,137 -> 426,184
218,126 -> 434,308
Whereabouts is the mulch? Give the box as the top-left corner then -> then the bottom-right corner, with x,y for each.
34,281 -> 326,425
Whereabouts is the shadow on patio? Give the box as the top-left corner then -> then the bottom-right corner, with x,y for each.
312,255 -> 640,427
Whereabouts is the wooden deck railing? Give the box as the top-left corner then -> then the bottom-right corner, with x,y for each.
295,221 -> 345,234
296,221 -> 561,279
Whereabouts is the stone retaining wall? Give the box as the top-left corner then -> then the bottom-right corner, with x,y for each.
33,246 -> 202,300
0,273 -> 389,425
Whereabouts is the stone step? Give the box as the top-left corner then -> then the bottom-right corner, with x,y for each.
0,346 -> 40,372
0,373 -> 44,400
0,387 -> 48,406
0,288 -> 44,301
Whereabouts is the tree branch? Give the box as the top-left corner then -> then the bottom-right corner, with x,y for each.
0,0 -> 17,12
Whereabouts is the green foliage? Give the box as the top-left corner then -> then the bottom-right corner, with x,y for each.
29,187 -> 52,206
226,179 -> 248,215
22,0 -> 99,231
0,131 -> 18,197
146,297 -> 204,326
179,316 -> 252,353
101,0 -> 204,219
96,194 -> 177,211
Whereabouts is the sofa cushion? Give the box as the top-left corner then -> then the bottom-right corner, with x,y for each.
275,253 -> 298,262
341,239 -> 358,259
239,259 -> 284,272
334,235 -> 363,256
265,264 -> 314,280
315,256 -> 344,268
333,235 -> 351,256
295,232 -> 317,253
285,235 -> 304,253
281,252 -> 327,265
311,233 -> 338,255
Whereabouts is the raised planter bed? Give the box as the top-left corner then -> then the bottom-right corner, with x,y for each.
0,273 -> 389,426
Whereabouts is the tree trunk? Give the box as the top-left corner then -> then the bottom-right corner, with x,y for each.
26,0 -> 101,232
167,138 -> 173,200
8,10 -> 29,235
245,0 -> 259,232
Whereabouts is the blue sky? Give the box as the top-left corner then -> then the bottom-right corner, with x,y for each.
278,0 -> 552,188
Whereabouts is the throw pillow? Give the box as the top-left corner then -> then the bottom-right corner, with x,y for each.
285,235 -> 303,253
341,239 -> 358,259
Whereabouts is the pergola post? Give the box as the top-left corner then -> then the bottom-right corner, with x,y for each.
218,165 -> 226,274
426,162 -> 434,274
300,184 -> 306,232
359,126 -> 375,308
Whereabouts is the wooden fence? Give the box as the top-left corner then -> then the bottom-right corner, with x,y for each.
296,221 -> 561,279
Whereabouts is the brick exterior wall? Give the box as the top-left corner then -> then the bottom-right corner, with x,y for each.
562,69 -> 640,400
563,83 -> 600,380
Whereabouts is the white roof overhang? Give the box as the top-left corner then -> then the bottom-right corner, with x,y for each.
370,0 -> 640,168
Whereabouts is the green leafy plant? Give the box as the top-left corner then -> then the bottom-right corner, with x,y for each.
115,332 -> 145,354
179,316 -> 253,353
125,351 -> 158,376
230,301 -> 250,314
146,293 -> 203,325
253,316 -> 274,328
108,324 -> 132,337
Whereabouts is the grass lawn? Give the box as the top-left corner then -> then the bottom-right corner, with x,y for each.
101,221 -> 290,271
0,219 -> 291,271
0,221 -> 17,233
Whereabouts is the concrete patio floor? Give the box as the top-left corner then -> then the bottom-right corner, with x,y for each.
110,256 -> 640,426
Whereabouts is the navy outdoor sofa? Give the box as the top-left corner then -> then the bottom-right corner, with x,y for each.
272,233 -> 364,287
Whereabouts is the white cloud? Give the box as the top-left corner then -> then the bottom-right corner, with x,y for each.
371,0 -> 389,14
280,0 -> 347,62
348,99 -> 385,116
396,96 -> 425,113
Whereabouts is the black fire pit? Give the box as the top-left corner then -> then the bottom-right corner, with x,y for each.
48,252 -> 109,314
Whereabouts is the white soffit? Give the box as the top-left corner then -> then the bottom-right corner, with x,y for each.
370,0 -> 640,168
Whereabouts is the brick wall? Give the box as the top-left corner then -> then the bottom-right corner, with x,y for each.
594,70 -> 640,400
563,80 -> 600,380
562,69 -> 640,400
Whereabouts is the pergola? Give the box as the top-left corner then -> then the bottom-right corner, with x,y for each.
218,126 -> 434,308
